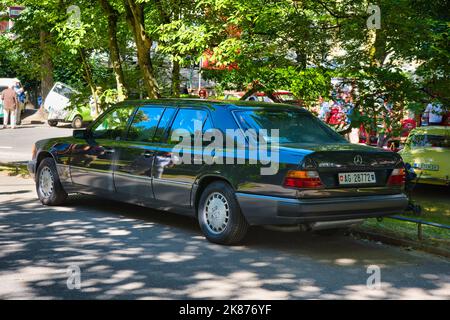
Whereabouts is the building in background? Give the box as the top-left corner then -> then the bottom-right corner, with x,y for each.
0,6 -> 24,34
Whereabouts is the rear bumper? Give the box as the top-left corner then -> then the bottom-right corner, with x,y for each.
236,193 -> 409,225
27,160 -> 36,180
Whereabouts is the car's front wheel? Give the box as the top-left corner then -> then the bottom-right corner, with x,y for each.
36,157 -> 67,205
198,181 -> 248,245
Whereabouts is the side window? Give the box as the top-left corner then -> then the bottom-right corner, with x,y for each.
168,109 -> 207,144
127,106 -> 164,142
153,107 -> 176,142
92,107 -> 134,140
203,117 -> 213,132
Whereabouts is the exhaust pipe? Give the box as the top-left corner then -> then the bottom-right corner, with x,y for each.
264,219 -> 364,233
307,219 -> 364,231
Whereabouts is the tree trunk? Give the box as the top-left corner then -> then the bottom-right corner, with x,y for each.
79,49 -> 100,115
124,0 -> 160,99
155,0 -> 181,97
171,60 -> 180,97
39,31 -> 54,102
99,0 -> 127,101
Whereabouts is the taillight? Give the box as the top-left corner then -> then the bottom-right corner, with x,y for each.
387,168 -> 405,186
283,170 -> 324,189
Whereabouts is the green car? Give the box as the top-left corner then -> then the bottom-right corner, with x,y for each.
399,126 -> 450,186
47,104 -> 95,128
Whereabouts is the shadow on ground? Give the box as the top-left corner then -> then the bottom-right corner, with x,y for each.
0,181 -> 449,299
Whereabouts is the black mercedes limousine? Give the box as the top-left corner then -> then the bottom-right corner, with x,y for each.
28,99 -> 408,245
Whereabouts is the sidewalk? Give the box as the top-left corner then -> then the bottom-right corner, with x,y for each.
0,124 -> 73,163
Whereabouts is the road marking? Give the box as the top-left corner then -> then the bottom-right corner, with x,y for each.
0,146 -> 13,149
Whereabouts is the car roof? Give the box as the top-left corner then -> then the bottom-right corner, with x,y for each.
410,126 -> 450,136
116,98 -> 305,111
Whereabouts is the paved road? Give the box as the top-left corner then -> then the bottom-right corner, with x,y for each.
0,124 -> 73,163
0,173 -> 448,299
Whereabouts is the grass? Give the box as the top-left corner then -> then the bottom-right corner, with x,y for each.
408,184 -> 450,225
357,183 -> 450,250
0,163 -> 29,178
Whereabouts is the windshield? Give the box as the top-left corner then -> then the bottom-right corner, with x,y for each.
235,109 -> 347,145
410,134 -> 450,148
53,83 -> 74,99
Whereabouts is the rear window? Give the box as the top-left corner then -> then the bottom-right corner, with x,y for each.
235,109 -> 347,144
410,134 -> 450,148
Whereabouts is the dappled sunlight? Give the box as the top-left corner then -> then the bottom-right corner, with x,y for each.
334,258 -> 357,266
157,252 -> 196,263
0,175 -> 449,299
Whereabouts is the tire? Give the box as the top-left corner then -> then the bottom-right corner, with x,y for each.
197,181 -> 248,245
71,115 -> 83,129
48,120 -> 58,127
36,157 -> 68,206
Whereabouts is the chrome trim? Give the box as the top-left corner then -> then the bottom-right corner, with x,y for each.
235,192 -> 299,203
153,178 -> 192,186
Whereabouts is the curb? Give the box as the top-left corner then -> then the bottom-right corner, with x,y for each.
351,229 -> 450,259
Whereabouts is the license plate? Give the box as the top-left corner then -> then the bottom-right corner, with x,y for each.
338,172 -> 376,185
413,163 -> 439,171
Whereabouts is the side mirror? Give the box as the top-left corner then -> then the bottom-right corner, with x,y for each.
73,129 -> 88,139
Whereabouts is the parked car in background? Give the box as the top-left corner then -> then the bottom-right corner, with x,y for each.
28,99 -> 408,245
399,126 -> 450,186
44,82 -> 95,128
224,90 -> 302,106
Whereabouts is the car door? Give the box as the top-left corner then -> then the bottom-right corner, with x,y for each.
152,107 -> 212,208
69,106 -> 135,193
113,105 -> 176,201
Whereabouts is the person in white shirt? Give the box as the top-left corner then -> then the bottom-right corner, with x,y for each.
317,96 -> 330,121
425,101 -> 443,125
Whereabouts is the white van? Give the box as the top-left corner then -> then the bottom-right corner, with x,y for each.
44,82 -> 76,126
43,82 -> 94,128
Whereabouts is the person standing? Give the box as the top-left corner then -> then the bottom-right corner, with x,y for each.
317,96 -> 330,121
14,81 -> 24,125
424,100 -> 444,125
1,84 -> 18,129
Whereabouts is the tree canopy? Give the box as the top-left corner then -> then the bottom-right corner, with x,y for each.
0,0 -> 447,121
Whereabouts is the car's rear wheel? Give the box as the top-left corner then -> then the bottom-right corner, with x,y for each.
36,158 -> 67,205
48,120 -> 58,127
198,181 -> 248,245
71,115 -> 83,129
